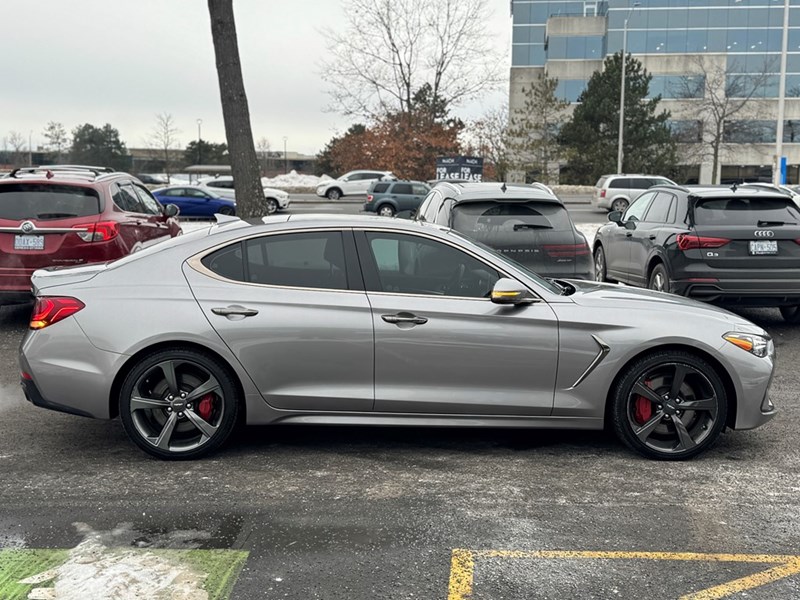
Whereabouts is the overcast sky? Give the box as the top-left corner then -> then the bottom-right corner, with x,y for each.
0,1 -> 511,156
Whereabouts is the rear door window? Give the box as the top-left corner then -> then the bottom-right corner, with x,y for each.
643,192 -> 674,223
609,178 -> 629,189
372,182 -> 390,194
630,178 -> 653,190
694,197 -> 800,226
392,183 -> 413,195
0,183 -> 101,220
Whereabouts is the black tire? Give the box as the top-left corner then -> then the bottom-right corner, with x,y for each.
377,204 -> 395,217
218,206 -> 234,216
611,198 -> 629,213
265,198 -> 278,215
119,348 -> 240,460
648,263 -> 670,293
611,350 -> 728,461
326,188 -> 342,200
780,305 -> 800,323
594,245 -> 614,283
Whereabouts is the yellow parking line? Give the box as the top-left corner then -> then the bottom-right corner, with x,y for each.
447,549 -> 800,600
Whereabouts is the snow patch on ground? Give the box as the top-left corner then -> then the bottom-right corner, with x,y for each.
20,523 -> 209,600
261,170 -> 331,188
577,223 -> 599,248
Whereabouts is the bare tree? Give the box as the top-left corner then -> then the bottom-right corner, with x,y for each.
147,113 -> 180,178
207,0 -> 265,217
256,136 -> 271,175
675,56 -> 775,184
42,121 -> 69,163
5,130 -> 27,166
321,0 -> 503,120
465,104 -> 513,182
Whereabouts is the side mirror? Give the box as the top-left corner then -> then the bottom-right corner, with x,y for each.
490,278 -> 536,305
608,210 -> 623,224
340,176 -> 349,182
163,203 -> 180,218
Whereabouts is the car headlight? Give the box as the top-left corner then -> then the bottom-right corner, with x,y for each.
723,332 -> 773,358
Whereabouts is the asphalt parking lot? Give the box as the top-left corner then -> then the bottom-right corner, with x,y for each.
1,204 -> 799,599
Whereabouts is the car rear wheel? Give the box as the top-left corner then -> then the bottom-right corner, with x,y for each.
648,263 -> 670,293
780,305 -> 800,324
265,198 -> 278,215
377,204 -> 395,217
326,188 -> 342,200
119,349 -> 240,460
611,198 -> 629,213
594,245 -> 614,283
611,351 -> 727,460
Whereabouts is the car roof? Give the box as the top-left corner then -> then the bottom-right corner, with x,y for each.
0,165 -> 128,185
432,181 -> 561,203
675,184 -> 794,200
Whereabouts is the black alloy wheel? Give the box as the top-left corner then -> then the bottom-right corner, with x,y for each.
119,349 -> 240,460
779,306 -> 800,324
648,263 -> 670,293
611,351 -> 727,460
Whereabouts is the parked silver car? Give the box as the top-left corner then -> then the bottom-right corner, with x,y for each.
594,174 -> 676,212
20,215 -> 776,460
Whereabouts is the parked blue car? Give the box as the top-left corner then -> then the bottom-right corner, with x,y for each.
151,185 -> 236,217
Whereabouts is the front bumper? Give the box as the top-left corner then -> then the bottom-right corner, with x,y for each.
278,196 -> 290,209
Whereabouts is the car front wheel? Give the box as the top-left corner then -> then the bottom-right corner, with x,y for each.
611,350 -> 727,460
119,348 -> 240,460
780,305 -> 800,323
326,188 -> 342,200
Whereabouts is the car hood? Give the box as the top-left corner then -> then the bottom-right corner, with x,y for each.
262,186 -> 288,196
562,280 -> 765,334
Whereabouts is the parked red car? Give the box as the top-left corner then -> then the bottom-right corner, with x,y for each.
0,166 -> 181,304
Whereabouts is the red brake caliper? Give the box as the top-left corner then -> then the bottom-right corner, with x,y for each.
198,393 -> 215,421
633,379 -> 653,425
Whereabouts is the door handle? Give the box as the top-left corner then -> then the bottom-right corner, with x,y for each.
648,234 -> 657,240
381,312 -> 428,325
211,305 -> 259,317
626,232 -> 633,237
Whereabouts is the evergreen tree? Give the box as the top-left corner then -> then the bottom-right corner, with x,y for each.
559,52 -> 676,184
70,123 -> 129,171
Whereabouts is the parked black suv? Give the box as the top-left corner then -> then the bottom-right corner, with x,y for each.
416,182 -> 592,280
593,184 -> 800,322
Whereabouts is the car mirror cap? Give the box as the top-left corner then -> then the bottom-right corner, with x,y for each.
163,203 -> 180,218
490,278 -> 536,305
608,210 -> 623,224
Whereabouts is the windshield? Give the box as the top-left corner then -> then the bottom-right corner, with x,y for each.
446,228 -> 563,295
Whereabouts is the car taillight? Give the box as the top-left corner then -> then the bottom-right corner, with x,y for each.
366,194 -> 373,203
676,233 -> 730,251
600,189 -> 606,198
29,297 -> 85,330
73,221 -> 119,242
542,244 -> 591,257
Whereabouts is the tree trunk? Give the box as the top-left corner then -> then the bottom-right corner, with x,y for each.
207,0 -> 265,218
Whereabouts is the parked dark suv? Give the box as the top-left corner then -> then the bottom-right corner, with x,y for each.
416,182 -> 592,280
364,180 -> 430,217
0,166 -> 181,305
593,184 -> 800,322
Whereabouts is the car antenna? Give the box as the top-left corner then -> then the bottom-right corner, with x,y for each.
501,182 -> 507,193
731,182 -> 738,192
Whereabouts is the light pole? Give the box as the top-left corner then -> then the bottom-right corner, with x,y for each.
617,2 -> 640,174
774,0 -> 790,185
283,136 -> 288,174
196,119 -> 203,166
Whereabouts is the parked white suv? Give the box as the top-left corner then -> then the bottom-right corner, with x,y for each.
593,174 -> 675,212
198,176 -> 290,213
316,170 -> 394,200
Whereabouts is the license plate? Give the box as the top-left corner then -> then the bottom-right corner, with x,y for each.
749,240 -> 778,255
14,235 -> 44,250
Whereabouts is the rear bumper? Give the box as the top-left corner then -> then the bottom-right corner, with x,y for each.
673,278 -> 800,306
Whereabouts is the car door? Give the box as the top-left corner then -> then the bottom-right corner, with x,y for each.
354,229 -> 559,415
606,191 -> 655,281
185,229 -> 374,412
410,184 -> 430,212
162,188 -> 194,216
341,173 -> 362,196
628,192 -> 675,286
390,182 -> 414,211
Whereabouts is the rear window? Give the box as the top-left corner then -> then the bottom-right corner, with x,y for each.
694,197 -> 800,226
451,201 -> 573,241
392,183 -> 413,195
595,177 -> 608,188
372,182 -> 390,194
0,183 -> 101,220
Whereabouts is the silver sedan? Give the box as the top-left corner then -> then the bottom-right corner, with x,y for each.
19,215 -> 776,460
